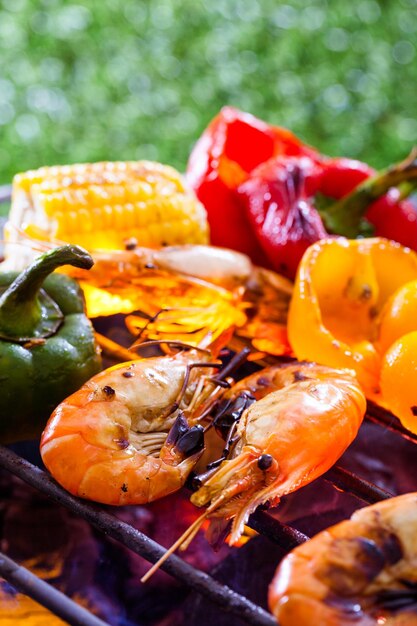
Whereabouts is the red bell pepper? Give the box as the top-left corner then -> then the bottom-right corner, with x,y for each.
239,152 -> 417,279
366,190 -> 417,250
237,156 -> 327,278
186,106 -> 320,266
187,108 -> 417,279
309,155 -> 417,248
318,157 -> 374,198
322,151 -> 417,244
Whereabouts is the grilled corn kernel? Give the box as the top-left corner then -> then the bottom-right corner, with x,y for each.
8,161 -> 209,252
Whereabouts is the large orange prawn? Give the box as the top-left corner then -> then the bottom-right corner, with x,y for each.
142,362 -> 366,581
40,342 -> 235,506
191,362 -> 366,544
269,492 -> 417,625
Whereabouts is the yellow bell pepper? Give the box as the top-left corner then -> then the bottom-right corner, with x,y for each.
288,237 -> 417,403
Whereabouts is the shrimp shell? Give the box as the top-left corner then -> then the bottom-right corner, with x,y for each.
191,362 -> 366,545
269,493 -> 417,625
40,349 -> 220,505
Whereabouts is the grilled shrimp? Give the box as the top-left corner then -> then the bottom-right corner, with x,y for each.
40,345 -> 225,505
5,228 -> 251,310
191,362 -> 366,545
269,493 -> 417,625
4,228 -> 293,355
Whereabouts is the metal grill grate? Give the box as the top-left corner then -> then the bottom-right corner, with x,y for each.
0,411 -> 402,626
0,436 -> 398,626
0,184 -> 413,626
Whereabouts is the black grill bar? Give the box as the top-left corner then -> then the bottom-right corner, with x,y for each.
249,510 -> 308,548
366,401 -> 417,444
0,552 -> 109,626
325,465 -> 393,503
0,446 -> 277,626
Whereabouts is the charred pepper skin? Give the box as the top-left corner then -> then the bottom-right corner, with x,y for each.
238,155 -> 328,279
186,106 -> 320,267
0,245 -> 101,443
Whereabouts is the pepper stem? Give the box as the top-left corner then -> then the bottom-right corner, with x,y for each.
0,245 -> 93,340
320,148 -> 417,237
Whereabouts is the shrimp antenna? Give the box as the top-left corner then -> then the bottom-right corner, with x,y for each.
170,347 -> 251,419
128,338 -> 211,355
130,308 -> 171,342
159,361 -> 222,420
211,347 -> 251,382
7,225 -> 68,249
0,236 -> 53,255
141,485 -> 233,583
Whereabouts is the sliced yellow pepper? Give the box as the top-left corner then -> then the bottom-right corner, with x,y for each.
288,237 -> 417,400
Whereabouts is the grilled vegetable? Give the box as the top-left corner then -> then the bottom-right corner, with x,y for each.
187,108 -> 417,279
238,151 -> 417,280
288,236 -> 417,404
0,245 -> 101,443
7,160 -> 208,254
321,150 -> 417,243
186,106 -> 319,267
237,155 -> 327,279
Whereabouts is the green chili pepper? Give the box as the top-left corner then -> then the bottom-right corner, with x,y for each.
0,244 -> 102,443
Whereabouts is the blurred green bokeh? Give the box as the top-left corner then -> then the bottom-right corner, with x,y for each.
0,0 -> 416,190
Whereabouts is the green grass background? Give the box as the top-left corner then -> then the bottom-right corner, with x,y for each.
0,0 -> 416,202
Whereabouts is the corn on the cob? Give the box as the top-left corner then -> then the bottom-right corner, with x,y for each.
6,161 -> 209,252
